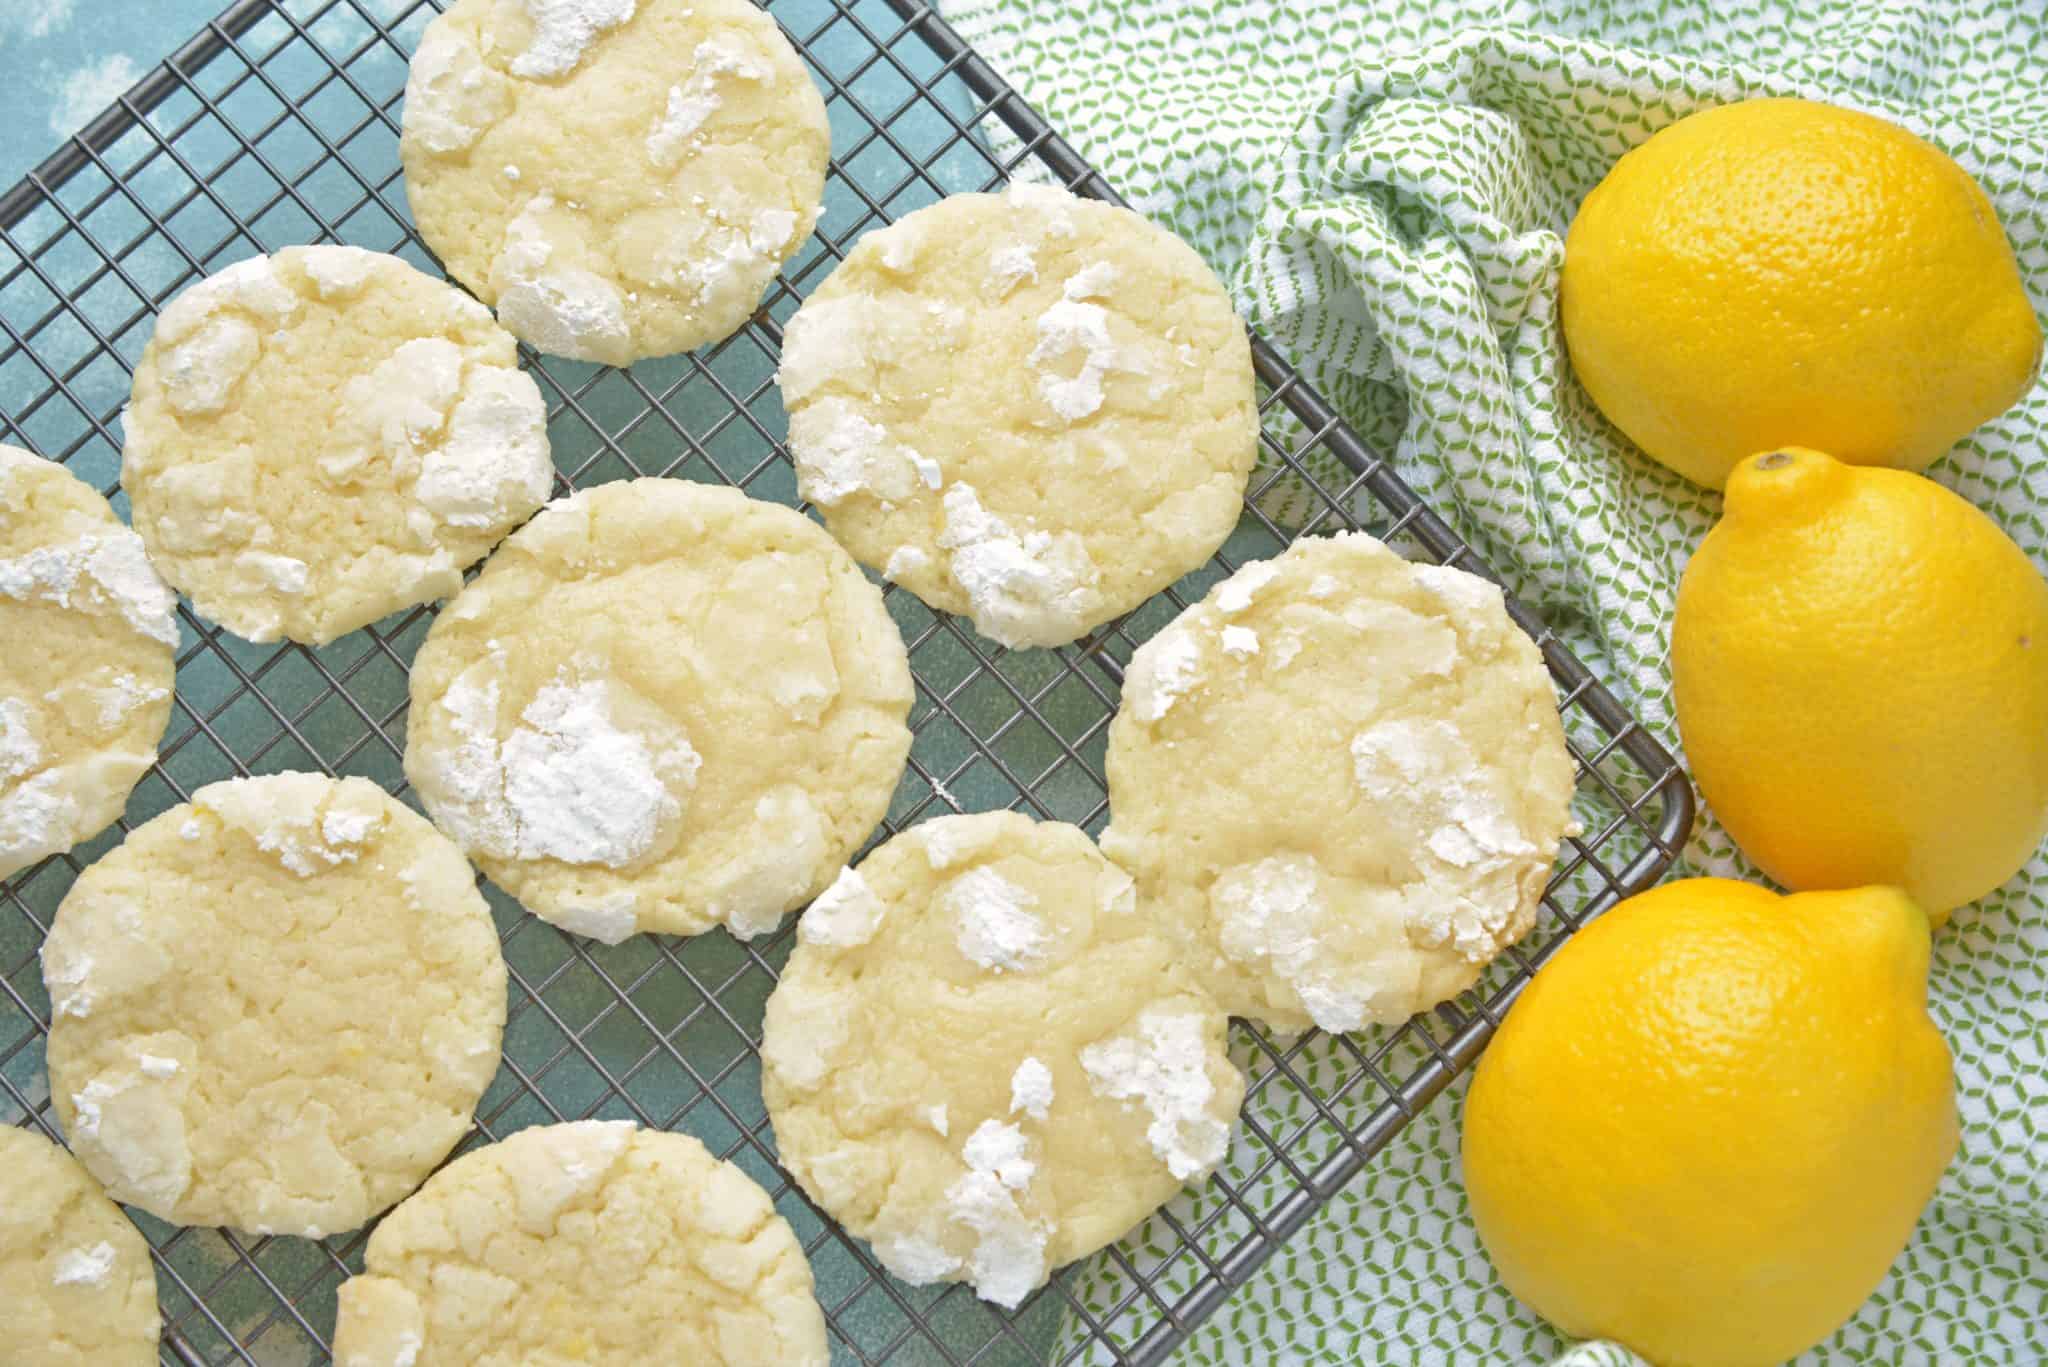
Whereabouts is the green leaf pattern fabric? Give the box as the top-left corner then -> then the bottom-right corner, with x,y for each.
944,1 -> 2048,1360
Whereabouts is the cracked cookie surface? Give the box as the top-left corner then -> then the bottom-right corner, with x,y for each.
1103,533 -> 1577,1033
0,1125 -> 160,1366
123,246 -> 553,644
404,478 -> 913,942
762,812 -> 1245,1308
0,446 -> 177,879
778,182 -> 1258,648
332,1120 -> 827,1366
400,0 -> 829,365
42,773 -> 507,1237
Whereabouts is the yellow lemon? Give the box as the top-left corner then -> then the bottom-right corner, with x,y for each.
1463,879 -> 1956,1367
1673,447 -> 2048,916
1562,97 -> 2040,488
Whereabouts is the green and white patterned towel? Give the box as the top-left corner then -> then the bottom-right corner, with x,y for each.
944,1 -> 2048,1361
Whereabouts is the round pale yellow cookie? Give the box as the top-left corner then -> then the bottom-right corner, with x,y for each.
333,1121 -> 826,1366
778,181 -> 1259,649
1102,534 -> 1577,1034
762,812 -> 1245,1308
123,246 -> 554,644
0,447 -> 177,880
41,773 -> 508,1237
404,478 -> 913,942
400,0 -> 829,364
0,1125 -> 160,1366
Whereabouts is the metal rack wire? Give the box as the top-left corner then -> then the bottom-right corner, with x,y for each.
0,1 -> 1693,1362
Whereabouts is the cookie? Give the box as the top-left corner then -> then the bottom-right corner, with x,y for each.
123,246 -> 554,644
404,478 -> 913,942
762,812 -> 1245,1308
1102,534 -> 1577,1033
778,181 -> 1259,648
41,773 -> 507,1237
400,0 -> 828,364
0,447 -> 178,880
0,1125 -> 160,1365
332,1120 -> 827,1367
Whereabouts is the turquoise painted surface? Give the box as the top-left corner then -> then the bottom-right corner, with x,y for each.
1,0 -> 281,185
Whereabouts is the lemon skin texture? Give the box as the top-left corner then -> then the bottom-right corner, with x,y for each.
1562,97 -> 2041,489
1462,879 -> 1957,1367
1672,446 -> 2048,918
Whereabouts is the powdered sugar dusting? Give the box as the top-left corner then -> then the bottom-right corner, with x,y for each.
945,1120 -> 1046,1307
989,243 -> 1037,294
493,194 -> 631,363
799,865 -> 887,949
0,529 -> 180,646
507,0 -> 637,78
943,866 -> 1049,972
415,367 -> 552,530
1080,1007 -> 1229,1181
552,892 -> 639,945
1350,718 -> 1545,961
1029,297 -> 1122,422
1129,625 -> 1202,723
430,666 -> 699,870
1220,625 -> 1259,659
645,37 -> 771,165
51,1241 -> 118,1287
0,698 -> 38,782
937,483 -> 1097,649
1008,1057 -> 1054,1121
1210,852 -> 1366,1033
1062,262 -> 1118,300
1216,559 -> 1280,614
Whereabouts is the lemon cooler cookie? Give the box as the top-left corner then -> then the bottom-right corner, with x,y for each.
333,1120 -> 827,1366
0,1125 -> 160,1366
779,181 -> 1259,648
762,812 -> 1245,1307
405,478 -> 914,942
401,0 -> 829,364
1102,535 -> 1577,1033
41,773 -> 508,1237
123,246 -> 553,644
0,447 -> 178,879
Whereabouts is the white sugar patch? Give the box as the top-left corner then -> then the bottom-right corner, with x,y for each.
937,483 -> 1096,649
943,866 -> 1048,972
508,0 -> 637,78
799,865 -> 887,949
0,698 -> 39,782
1130,625 -> 1202,723
1061,262 -> 1118,300
1216,559 -> 1280,614
415,367 -> 552,529
1080,1008 -> 1229,1181
1220,625 -> 1259,659
432,668 -> 699,872
945,1120 -> 1046,1308
552,892 -> 638,945
51,1241 -> 118,1287
0,529 -> 180,645
1210,852 -> 1366,1034
493,194 -> 630,363
646,37 -> 771,164
1008,1057 -> 1053,1121
500,678 -> 695,867
1029,298 -> 1122,423
988,242 -> 1037,294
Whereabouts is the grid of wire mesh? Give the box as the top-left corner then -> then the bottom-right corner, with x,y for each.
0,0 -> 1692,1362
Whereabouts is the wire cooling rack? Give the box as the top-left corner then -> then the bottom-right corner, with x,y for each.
0,1 -> 1693,1362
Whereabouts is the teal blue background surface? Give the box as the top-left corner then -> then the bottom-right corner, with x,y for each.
2,0 -> 286,185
